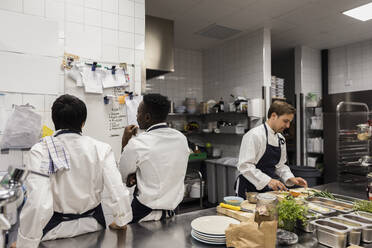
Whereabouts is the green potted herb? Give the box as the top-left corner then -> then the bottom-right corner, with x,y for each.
277,196 -> 308,232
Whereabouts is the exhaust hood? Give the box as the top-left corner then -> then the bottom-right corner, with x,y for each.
145,15 -> 174,80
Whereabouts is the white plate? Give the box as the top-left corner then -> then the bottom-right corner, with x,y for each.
192,229 -> 225,238
191,232 -> 226,245
191,230 -> 226,242
191,215 -> 240,236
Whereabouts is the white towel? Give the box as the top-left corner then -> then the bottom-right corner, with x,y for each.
40,136 -> 71,174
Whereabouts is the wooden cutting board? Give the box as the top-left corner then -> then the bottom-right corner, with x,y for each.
216,200 -> 255,222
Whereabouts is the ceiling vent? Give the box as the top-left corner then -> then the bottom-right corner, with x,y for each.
195,24 -> 241,40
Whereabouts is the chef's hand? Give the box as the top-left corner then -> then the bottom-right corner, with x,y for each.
109,222 -> 127,230
268,179 -> 287,191
10,242 -> 16,248
126,173 -> 137,187
122,125 -> 138,151
288,177 -> 308,188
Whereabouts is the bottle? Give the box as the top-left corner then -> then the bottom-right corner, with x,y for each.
219,98 -> 224,112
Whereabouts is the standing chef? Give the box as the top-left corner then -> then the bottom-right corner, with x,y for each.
235,101 -> 307,198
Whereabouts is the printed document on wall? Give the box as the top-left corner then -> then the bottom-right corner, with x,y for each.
102,69 -> 128,88
126,95 -> 143,126
81,67 -> 104,94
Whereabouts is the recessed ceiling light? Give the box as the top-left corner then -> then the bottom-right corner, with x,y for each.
343,2 -> 372,21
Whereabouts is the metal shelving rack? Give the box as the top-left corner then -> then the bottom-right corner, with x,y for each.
336,101 -> 370,183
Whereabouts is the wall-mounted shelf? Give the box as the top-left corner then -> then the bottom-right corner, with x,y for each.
168,111 -> 247,117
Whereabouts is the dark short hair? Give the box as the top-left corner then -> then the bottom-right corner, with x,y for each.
143,93 -> 170,122
52,94 -> 87,132
268,101 -> 296,118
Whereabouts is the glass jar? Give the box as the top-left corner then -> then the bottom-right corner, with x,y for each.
255,193 -> 278,221
357,124 -> 371,141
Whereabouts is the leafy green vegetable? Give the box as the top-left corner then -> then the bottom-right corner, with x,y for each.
310,189 -> 335,199
277,195 -> 308,232
353,200 -> 372,213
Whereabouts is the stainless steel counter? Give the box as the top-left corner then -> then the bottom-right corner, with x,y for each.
8,182 -> 372,247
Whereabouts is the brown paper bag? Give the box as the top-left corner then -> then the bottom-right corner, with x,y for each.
225,220 -> 277,248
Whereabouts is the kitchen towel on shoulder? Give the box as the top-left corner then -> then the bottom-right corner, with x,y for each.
40,136 -> 71,175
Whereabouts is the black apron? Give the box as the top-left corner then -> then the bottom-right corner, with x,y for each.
42,129 -> 106,238
235,124 -> 285,199
130,124 -> 175,223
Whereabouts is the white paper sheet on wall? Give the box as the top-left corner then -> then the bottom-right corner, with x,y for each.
125,95 -> 143,126
102,69 -> 128,89
108,105 -> 126,137
81,67 -> 104,94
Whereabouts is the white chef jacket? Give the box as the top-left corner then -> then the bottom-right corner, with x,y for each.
238,123 -> 295,190
17,133 -> 132,248
119,123 -> 189,214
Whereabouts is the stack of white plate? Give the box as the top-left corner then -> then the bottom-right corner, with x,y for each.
190,215 -> 240,245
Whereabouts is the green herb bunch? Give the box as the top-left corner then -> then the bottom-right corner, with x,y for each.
277,195 -> 308,232
310,189 -> 335,199
353,200 -> 372,213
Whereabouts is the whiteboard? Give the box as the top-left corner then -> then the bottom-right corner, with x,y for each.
0,9 -> 60,57
0,52 -> 60,95
65,77 -> 127,159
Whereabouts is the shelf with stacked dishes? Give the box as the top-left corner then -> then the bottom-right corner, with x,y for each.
305,106 -> 324,170
168,111 -> 249,136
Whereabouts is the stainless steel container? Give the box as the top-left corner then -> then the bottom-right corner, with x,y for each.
299,211 -> 323,233
327,217 -> 364,246
306,197 -> 354,214
307,202 -> 337,216
341,214 -> 372,243
354,211 -> 372,220
311,219 -> 351,248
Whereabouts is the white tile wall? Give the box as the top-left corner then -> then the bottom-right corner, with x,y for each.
146,49 -> 203,107
85,8 -> 101,27
119,0 -> 134,17
302,47 -> 322,96
66,3 -> 84,23
102,0 -> 118,14
0,0 -> 23,13
24,0 -> 45,16
0,0 -> 144,168
329,39 -> 372,94
202,29 -> 265,103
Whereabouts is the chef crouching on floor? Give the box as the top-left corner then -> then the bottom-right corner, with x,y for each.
119,93 -> 189,223
235,101 -> 308,199
12,94 -> 132,248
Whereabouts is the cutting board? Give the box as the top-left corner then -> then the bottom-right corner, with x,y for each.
216,200 -> 255,222
267,187 -> 317,201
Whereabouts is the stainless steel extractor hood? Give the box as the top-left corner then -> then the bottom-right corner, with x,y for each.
145,15 -> 174,80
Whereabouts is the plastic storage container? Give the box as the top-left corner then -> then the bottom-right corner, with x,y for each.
289,166 -> 322,187
206,157 -> 239,204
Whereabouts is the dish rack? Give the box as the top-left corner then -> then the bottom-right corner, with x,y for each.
336,101 -> 370,183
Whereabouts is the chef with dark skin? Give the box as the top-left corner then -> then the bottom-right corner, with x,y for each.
235,101 -> 307,198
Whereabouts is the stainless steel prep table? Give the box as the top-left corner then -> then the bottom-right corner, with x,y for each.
7,182 -> 372,248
